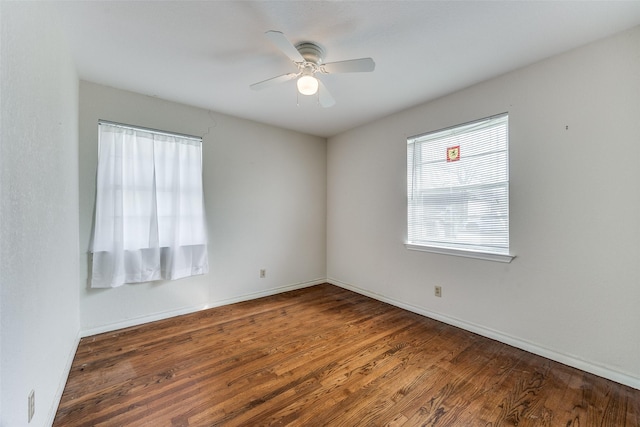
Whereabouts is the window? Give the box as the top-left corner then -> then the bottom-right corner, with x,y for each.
90,121 -> 209,287
407,113 -> 513,262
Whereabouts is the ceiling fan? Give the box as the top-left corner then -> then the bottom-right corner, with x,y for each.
250,31 -> 375,107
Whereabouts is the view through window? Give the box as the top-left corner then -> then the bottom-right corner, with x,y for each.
407,113 -> 510,260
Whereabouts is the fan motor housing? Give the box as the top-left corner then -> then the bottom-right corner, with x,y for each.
295,42 -> 324,65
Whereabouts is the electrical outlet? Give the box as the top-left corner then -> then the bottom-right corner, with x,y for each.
434,286 -> 442,298
28,390 -> 35,423
260,269 -> 266,278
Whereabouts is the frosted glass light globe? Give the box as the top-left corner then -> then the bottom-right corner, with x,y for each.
297,75 -> 319,95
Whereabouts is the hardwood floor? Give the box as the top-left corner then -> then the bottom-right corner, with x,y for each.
54,284 -> 639,426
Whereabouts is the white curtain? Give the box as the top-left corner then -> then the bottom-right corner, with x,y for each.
90,122 -> 208,288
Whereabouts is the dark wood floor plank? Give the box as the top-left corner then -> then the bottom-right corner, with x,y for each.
54,283 -> 640,426
241,333 -> 422,426
316,328 -> 467,425
193,309 -> 422,425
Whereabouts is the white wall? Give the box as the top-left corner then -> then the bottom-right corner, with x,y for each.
327,26 -> 640,388
78,82 -> 327,334
0,3 -> 80,426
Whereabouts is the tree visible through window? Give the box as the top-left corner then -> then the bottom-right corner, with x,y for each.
407,113 -> 510,260
90,121 -> 208,287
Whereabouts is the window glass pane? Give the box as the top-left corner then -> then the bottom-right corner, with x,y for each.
408,114 -> 509,255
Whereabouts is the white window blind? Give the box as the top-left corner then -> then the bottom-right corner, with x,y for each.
90,121 -> 209,287
407,113 -> 510,259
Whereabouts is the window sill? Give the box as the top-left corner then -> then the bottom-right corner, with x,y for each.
405,244 -> 515,263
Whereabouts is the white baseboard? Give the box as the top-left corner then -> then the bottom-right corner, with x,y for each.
46,330 -> 81,426
80,278 -> 325,338
327,278 -> 640,391
209,278 -> 326,309
81,303 -> 211,338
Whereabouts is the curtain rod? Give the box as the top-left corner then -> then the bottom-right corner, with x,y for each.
99,120 -> 203,142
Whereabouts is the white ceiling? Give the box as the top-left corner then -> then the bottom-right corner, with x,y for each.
53,1 -> 640,138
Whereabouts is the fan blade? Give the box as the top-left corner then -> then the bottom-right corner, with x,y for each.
322,57 -> 375,73
265,30 -> 305,63
317,79 -> 335,108
250,73 -> 298,91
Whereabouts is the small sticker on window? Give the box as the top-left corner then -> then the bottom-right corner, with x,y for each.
447,145 -> 460,162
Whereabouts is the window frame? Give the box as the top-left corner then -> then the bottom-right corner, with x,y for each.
406,113 -> 515,263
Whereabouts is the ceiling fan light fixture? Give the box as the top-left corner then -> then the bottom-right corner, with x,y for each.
297,75 -> 319,95
251,31 -> 374,107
